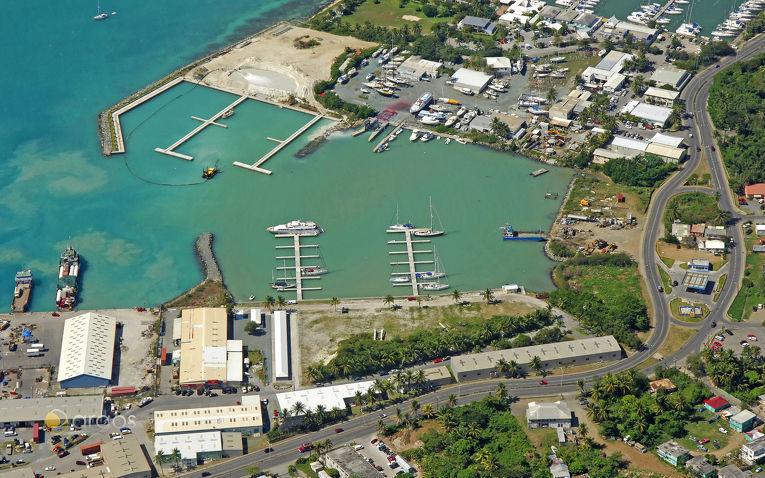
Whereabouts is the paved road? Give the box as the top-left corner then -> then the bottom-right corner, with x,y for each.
174,34 -> 765,478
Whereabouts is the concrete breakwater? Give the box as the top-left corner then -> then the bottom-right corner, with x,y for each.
195,232 -> 223,283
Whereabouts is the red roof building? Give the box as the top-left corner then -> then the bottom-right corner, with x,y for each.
690,224 -> 706,237
704,396 -> 731,412
745,183 -> 765,198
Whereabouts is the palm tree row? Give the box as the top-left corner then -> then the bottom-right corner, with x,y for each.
262,295 -> 288,311
307,308 -> 556,382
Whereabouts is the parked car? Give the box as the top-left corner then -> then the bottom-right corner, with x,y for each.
298,443 -> 313,453
334,428 -> 344,433
699,438 -> 710,444
539,381 -> 548,385
719,427 -> 728,434
748,334 -> 758,341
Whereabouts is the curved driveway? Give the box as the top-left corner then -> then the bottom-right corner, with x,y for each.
182,34 -> 765,478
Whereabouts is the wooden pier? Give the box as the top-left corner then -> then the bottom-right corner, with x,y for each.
273,234 -> 323,300
373,119 -> 406,153
387,229 -> 431,296
652,0 -> 677,19
234,114 -> 324,175
155,95 -> 248,161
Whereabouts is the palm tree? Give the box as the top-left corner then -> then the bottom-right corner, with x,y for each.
329,296 -> 340,312
473,448 -> 490,467
530,355 -> 543,375
410,399 -> 420,416
322,439 -> 332,453
395,407 -> 404,425
578,423 -> 589,440
496,358 -> 510,377
631,75 -> 645,96
292,401 -> 306,416
507,360 -> 520,378
422,403 -> 436,419
577,379 -> 586,397
264,295 -> 276,311
496,383 -> 508,400
547,87 -> 558,105
378,418 -> 385,433
482,288 -> 494,305
447,394 -> 457,407
155,450 -> 166,476
353,391 -> 364,406
383,294 -> 395,309
452,289 -> 462,305
276,295 -> 287,309
171,448 -> 181,470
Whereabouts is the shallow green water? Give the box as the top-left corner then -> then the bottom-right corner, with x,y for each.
121,84 -> 573,301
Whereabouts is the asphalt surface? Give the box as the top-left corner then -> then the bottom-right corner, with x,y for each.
173,34 -> 765,478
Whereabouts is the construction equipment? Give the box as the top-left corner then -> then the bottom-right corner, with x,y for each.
580,199 -> 590,207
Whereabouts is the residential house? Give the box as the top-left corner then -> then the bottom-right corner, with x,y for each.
526,401 -> 573,429
698,240 -> 726,253
649,378 -> 677,393
657,440 -> 690,466
730,410 -> 757,433
671,221 -> 690,240
690,224 -> 706,237
742,435 -> 765,464
718,465 -> 748,478
684,455 -> 716,478
457,16 -> 497,34
704,396 -> 731,412
745,183 -> 765,199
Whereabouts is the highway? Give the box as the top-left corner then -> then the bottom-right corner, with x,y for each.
179,34 -> 765,478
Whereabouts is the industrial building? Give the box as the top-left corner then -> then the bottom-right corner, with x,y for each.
644,87 -> 680,106
451,336 -> 622,382
451,68 -> 493,94
178,307 -> 236,386
155,431 -> 223,466
601,16 -> 658,42
100,435 -> 153,478
0,395 -> 104,427
273,310 -> 291,381
57,312 -> 117,388
549,97 -> 579,120
622,101 -> 673,127
422,365 -> 453,387
526,401 -> 573,429
153,403 -> 263,436
650,67 -> 690,90
397,56 -> 443,81
324,446 -> 381,478
276,381 -> 375,415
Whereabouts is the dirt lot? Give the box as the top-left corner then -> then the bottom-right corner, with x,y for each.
550,173 -> 647,259
656,242 -> 723,266
195,24 -> 376,104
296,291 -> 546,374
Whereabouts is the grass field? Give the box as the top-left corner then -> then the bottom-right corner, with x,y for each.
559,263 -> 643,301
660,256 -> 675,268
656,324 -> 696,359
676,409 -> 730,452
714,274 -> 727,302
658,265 -> 672,294
669,298 -> 709,322
343,0 -> 445,32
562,174 -> 653,216
664,192 -> 726,232
728,233 -> 765,320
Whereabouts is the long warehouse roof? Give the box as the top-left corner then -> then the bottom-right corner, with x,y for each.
273,310 -> 290,379
57,312 -> 117,383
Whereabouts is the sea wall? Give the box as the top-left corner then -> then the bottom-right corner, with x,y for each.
194,232 -> 223,283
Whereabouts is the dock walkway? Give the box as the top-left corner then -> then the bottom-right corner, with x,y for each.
234,114 -> 324,175
387,229 -> 431,296
110,77 -> 185,154
652,0 -> 677,19
273,234 -> 323,300
155,95 -> 248,161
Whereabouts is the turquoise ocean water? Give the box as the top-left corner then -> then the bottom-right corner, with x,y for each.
1,0 -> 572,311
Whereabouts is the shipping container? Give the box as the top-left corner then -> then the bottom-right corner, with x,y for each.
109,386 -> 135,397
26,350 -> 42,357
32,423 -> 41,443
30,343 -> 44,349
160,348 -> 168,365
80,442 -> 103,455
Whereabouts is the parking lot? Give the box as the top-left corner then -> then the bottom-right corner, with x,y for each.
709,325 -> 760,355
354,434 -> 409,478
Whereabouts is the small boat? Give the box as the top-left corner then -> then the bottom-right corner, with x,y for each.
456,107 -> 467,117
420,281 -> 449,291
445,116 -> 457,127
459,87 -> 474,96
11,270 -> 33,313
409,129 -> 421,142
410,92 -> 434,114
270,281 -> 297,291
249,295 -> 256,301
221,109 -> 234,119
420,116 -> 440,126
444,138 -> 451,145
388,204 -> 414,231
655,16 -> 670,24
502,225 -> 547,241
360,88 -> 371,94
266,220 -> 322,236
376,88 -> 395,96
454,122 -> 461,129
455,138 -> 467,144
202,166 -> 220,179
390,276 -> 410,284
414,197 -> 444,238
301,267 -> 328,276
94,0 -> 108,20
488,84 -> 506,93
420,131 -> 434,142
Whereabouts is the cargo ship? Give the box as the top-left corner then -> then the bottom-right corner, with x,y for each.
502,225 -> 548,241
11,270 -> 33,313
56,246 -> 80,310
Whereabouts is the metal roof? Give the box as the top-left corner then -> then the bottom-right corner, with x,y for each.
626,102 -> 672,125
0,395 -> 103,423
153,404 -> 262,435
681,271 -> 709,290
100,434 -> 152,478
526,401 -> 572,420
650,132 -> 684,147
452,68 -> 493,92
276,381 -> 375,415
645,143 -> 685,160
611,135 -> 649,152
273,310 -> 290,379
155,432 -> 222,460
57,312 -> 116,384
179,307 -> 228,384
650,68 -> 688,87
645,87 -> 680,101
596,51 -> 633,73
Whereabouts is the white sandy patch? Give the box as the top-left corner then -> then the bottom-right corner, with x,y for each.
402,15 -> 421,22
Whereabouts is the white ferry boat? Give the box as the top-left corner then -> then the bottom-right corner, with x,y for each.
409,92 -> 433,114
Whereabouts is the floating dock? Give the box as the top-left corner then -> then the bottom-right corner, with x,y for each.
234,114 -> 324,175
273,234 -> 323,300
373,119 -> 406,153
387,229 -> 433,296
155,95 -> 248,161
652,0 -> 677,19
530,168 -> 549,177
